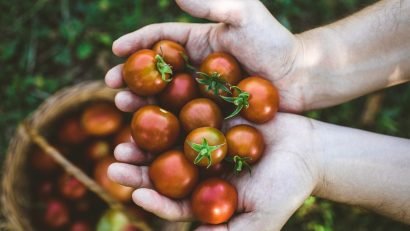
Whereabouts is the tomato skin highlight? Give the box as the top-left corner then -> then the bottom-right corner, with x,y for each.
184,127 -> 227,167
158,73 -> 199,113
131,105 -> 180,153
179,98 -> 223,133
191,178 -> 238,224
152,40 -> 187,71
149,150 -> 199,199
123,49 -> 168,96
199,52 -> 242,102
236,76 -> 279,123
226,125 -> 265,165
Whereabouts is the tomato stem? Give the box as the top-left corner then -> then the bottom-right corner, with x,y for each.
188,138 -> 224,168
221,86 -> 250,119
181,53 -> 197,73
232,155 -> 252,175
155,54 -> 173,82
196,72 -> 231,96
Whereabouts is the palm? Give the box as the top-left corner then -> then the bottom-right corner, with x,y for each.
108,114 -> 318,230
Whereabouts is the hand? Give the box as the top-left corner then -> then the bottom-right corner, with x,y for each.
105,0 -> 309,113
108,112 -> 321,230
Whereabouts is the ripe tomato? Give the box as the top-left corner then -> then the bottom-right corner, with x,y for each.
199,161 -> 228,179
179,98 -> 222,133
43,199 -> 70,229
131,105 -> 180,153
198,52 -> 242,102
86,140 -> 111,161
94,156 -> 134,202
31,147 -> 58,174
58,116 -> 88,144
184,127 -> 227,168
149,150 -> 198,199
123,49 -> 170,96
152,40 -> 187,71
58,173 -> 87,200
191,178 -> 237,224
158,73 -> 199,113
236,77 -> 279,123
226,125 -> 265,172
81,102 -> 123,136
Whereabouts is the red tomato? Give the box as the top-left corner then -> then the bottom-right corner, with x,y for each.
69,220 -> 92,231
199,52 -> 242,101
131,105 -> 180,153
81,102 -> 123,136
226,125 -> 265,172
152,40 -> 187,71
199,161 -> 229,179
123,49 -> 169,96
191,178 -> 237,224
31,147 -> 58,174
158,73 -> 199,113
94,156 -> 134,202
184,127 -> 227,168
149,150 -> 198,199
179,98 -> 222,133
43,199 -> 70,229
236,77 -> 279,123
58,173 -> 87,200
58,116 -> 88,144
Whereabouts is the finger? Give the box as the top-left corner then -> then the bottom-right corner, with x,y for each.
132,188 -> 193,221
113,23 -> 194,57
105,64 -> 124,88
107,163 -> 152,188
114,142 -> 154,164
115,90 -> 147,112
194,213 -> 257,231
176,0 -> 247,26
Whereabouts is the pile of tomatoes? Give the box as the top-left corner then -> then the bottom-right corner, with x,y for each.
29,102 -> 147,231
122,40 -> 279,225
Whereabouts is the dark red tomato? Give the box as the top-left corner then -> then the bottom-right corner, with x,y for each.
123,49 -> 169,96
236,77 -> 279,123
69,220 -> 92,231
81,102 -> 123,136
149,150 -> 198,199
158,73 -> 199,113
226,124 -> 265,165
31,148 -> 58,173
43,199 -> 70,229
191,178 -> 237,224
58,173 -> 87,200
184,127 -> 227,167
199,161 -> 229,179
199,52 -> 242,101
58,116 -> 88,144
152,40 -> 187,71
131,105 -> 180,153
179,98 -> 222,133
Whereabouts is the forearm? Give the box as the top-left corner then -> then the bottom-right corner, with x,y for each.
313,122 -> 410,223
299,0 -> 410,110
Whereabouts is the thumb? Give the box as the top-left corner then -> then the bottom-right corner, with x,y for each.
175,0 -> 251,26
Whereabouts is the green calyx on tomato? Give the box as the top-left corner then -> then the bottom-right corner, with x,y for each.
231,155 -> 252,174
221,86 -> 250,119
187,138 -> 224,168
196,72 -> 231,96
155,54 -> 173,82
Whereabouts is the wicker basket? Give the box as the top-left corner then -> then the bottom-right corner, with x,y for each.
1,81 -> 190,231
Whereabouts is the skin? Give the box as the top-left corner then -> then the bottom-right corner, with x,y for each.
236,76 -> 279,124
131,105 -> 180,153
152,40 -> 187,71
123,49 -> 168,96
179,98 -> 223,133
106,0 -> 410,230
184,127 -> 227,167
158,73 -> 199,113
149,150 -> 199,199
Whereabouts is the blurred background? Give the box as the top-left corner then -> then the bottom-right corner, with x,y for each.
1,0 -> 409,230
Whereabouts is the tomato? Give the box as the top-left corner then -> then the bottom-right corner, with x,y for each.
31,147 -> 58,173
113,126 -> 132,147
81,102 -> 123,136
86,140 -> 111,161
158,73 -> 199,113
58,173 -> 87,200
131,105 -> 180,153
184,127 -> 227,168
226,125 -> 265,172
58,116 -> 88,144
69,221 -> 92,231
149,150 -> 198,199
43,199 -> 70,229
179,98 -> 222,133
191,178 -> 237,224
152,40 -> 187,71
123,49 -> 170,96
199,161 -> 229,179
236,76 -> 279,123
94,156 -> 134,202
198,52 -> 242,102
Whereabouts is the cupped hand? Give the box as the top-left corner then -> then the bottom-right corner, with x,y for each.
108,111 -> 321,230
105,0 -> 309,113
